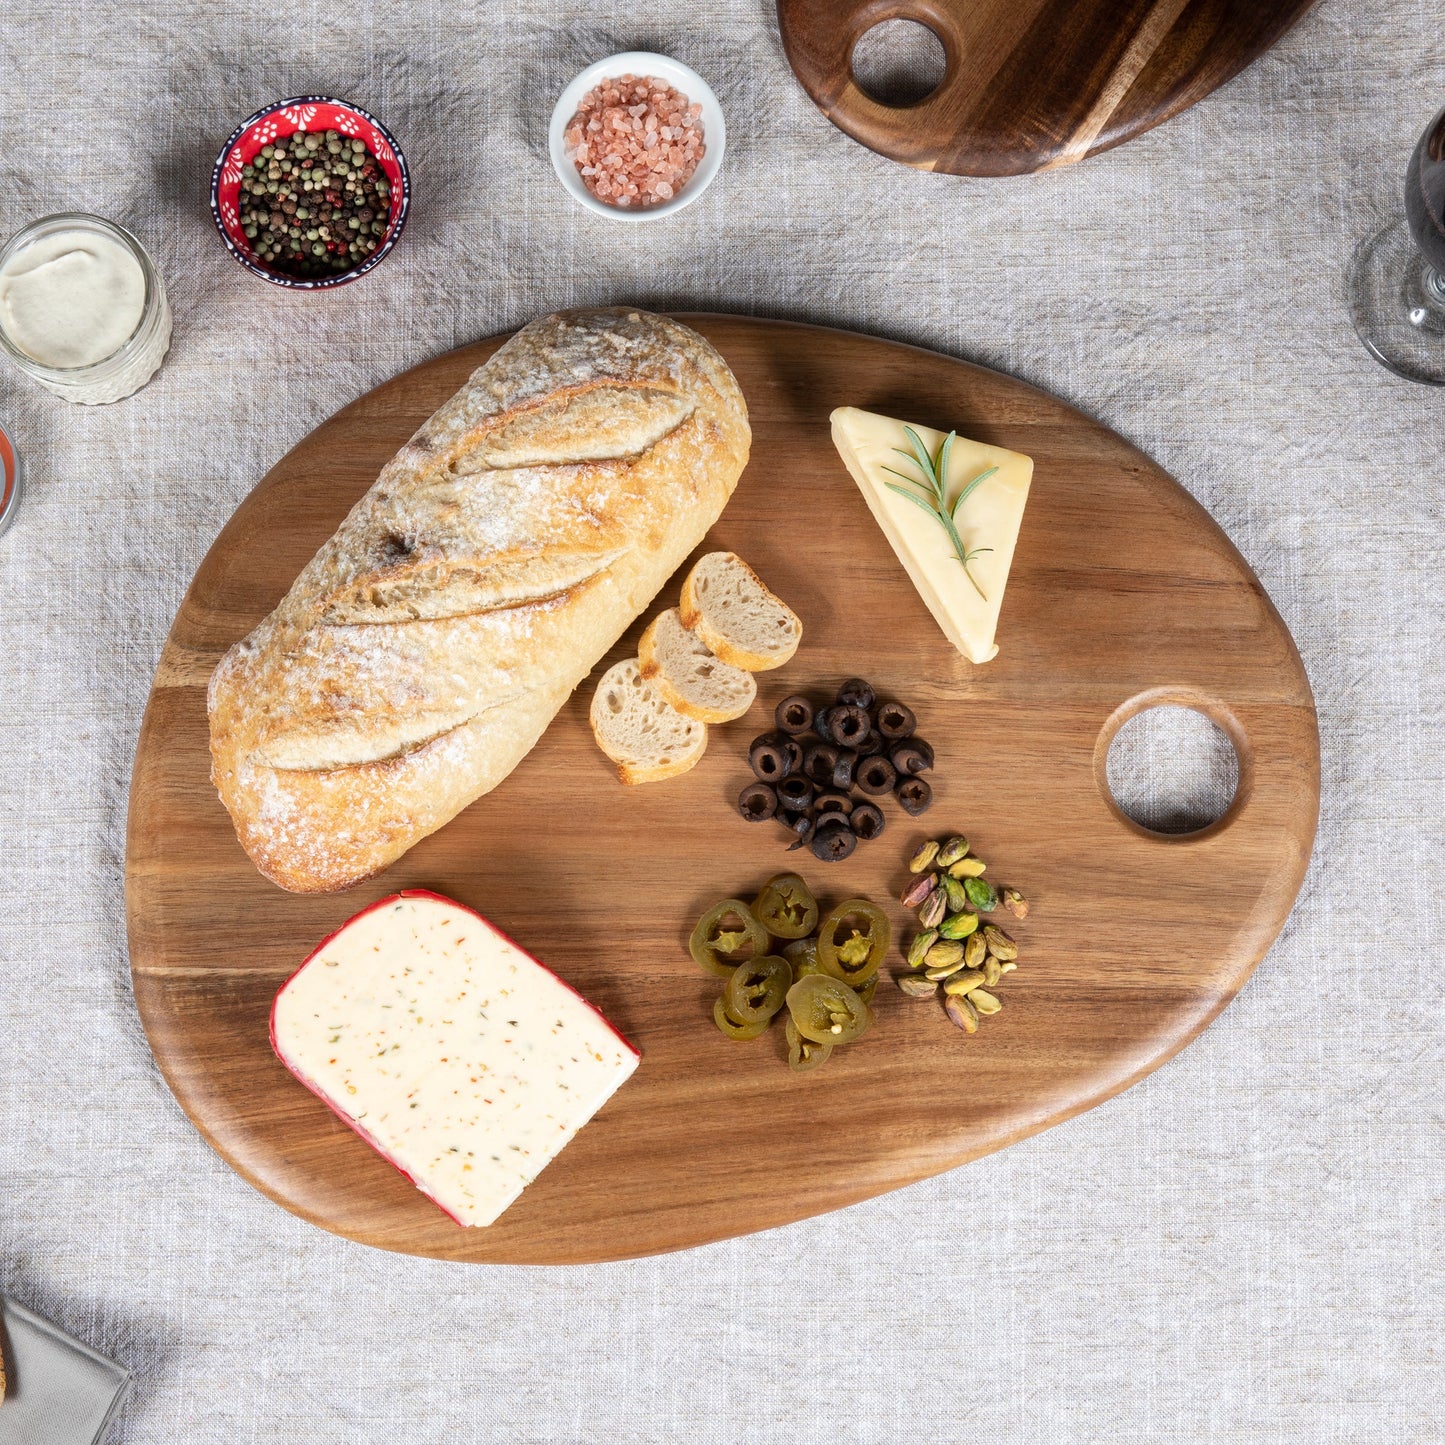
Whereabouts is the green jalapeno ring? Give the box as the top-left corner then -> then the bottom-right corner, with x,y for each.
724,954 -> 793,1024
752,872 -> 820,941
713,996 -> 771,1040
781,935 -> 819,971
851,973 -> 879,1007
815,899 -> 891,984
785,1015 -> 833,1073
690,898 -> 770,979
785,973 -> 872,1046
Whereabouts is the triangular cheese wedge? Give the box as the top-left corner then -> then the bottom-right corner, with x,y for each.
830,407 -> 1032,664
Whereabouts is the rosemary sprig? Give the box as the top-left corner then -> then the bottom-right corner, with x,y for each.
880,427 -> 997,601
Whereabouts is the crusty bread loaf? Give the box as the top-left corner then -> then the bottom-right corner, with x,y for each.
209,309 -> 750,892
638,606 -> 756,723
679,552 -> 801,671
589,658 -> 708,784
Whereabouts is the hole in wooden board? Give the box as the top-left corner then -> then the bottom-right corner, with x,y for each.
850,19 -> 948,107
1105,704 -> 1241,836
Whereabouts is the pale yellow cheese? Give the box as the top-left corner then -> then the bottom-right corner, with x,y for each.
272,893 -> 639,1227
830,407 -> 1032,664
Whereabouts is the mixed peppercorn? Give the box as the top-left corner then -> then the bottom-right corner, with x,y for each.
236,130 -> 392,279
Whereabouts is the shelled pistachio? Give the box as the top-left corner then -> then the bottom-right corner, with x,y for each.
940,873 -> 969,913
892,830 -> 1031,1037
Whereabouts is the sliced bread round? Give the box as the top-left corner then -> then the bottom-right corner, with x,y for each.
678,551 -> 802,672
589,658 -> 708,785
638,607 -> 758,723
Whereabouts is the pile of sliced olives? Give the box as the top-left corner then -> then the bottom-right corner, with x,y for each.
735,677 -> 935,861
691,874 -> 890,1073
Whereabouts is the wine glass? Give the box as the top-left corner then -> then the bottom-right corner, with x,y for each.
1349,103 -> 1445,384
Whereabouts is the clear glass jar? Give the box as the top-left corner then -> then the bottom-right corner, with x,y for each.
0,214 -> 172,405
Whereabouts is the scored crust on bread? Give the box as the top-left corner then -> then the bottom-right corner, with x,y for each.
208,309 -> 750,892
589,658 -> 708,784
638,607 -> 757,723
678,552 -> 802,671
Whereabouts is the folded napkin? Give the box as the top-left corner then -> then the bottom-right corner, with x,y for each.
0,1297 -> 129,1445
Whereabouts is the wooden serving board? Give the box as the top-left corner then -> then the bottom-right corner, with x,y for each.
125,317 -> 1318,1263
777,0 -> 1318,175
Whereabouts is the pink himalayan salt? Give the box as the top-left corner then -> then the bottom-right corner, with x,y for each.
564,74 -> 706,209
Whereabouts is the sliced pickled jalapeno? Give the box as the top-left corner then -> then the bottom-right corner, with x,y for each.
724,954 -> 793,1024
815,899 -> 891,985
752,872 -> 820,940
785,973 -> 872,1045
689,898 -> 770,978
785,1015 -> 833,1073
782,936 -> 829,979
698,875 -> 891,1068
781,935 -> 818,969
713,996 -> 770,1040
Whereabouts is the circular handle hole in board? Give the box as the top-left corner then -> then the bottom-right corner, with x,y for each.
1104,703 -> 1242,837
850,19 -> 948,108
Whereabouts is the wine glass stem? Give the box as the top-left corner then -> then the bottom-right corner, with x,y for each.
1426,266 -> 1445,306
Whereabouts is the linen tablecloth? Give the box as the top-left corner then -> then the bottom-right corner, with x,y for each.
1,2 -> 1441,1440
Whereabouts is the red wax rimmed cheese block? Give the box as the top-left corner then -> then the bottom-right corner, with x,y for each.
271,890 -> 640,1227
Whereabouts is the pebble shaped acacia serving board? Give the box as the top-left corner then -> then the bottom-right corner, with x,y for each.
778,0 -> 1319,175
125,317 -> 1318,1263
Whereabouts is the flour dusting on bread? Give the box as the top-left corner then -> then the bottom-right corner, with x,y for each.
208,310 -> 750,892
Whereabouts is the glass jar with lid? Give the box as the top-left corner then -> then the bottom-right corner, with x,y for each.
0,213 -> 172,404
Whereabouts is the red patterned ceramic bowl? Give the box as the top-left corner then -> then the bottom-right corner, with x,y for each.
210,96 -> 410,289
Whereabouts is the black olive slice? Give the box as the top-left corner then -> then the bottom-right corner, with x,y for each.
802,742 -> 841,785
775,694 -> 816,735
830,704 -> 871,747
749,737 -> 790,782
876,701 -> 916,741
856,729 -> 886,758
738,782 -> 779,822
835,677 -> 876,711
890,737 -> 935,775
783,810 -> 816,851
850,801 -> 886,840
776,775 -> 815,811
856,755 -> 897,796
812,706 -> 839,743
831,748 -> 858,792
895,776 -> 933,816
778,735 -> 805,776
813,791 -> 854,817
810,820 -> 858,862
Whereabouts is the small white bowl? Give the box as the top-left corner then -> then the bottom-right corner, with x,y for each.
549,52 -> 726,221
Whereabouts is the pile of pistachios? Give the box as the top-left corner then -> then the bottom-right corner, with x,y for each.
894,834 -> 1029,1034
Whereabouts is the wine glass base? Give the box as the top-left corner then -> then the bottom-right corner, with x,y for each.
1348,216 -> 1445,385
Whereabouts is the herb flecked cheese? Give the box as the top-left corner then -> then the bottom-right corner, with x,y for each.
830,407 -> 1032,664
271,891 -> 640,1227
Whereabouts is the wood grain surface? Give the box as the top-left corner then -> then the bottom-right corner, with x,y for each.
125,317 -> 1319,1263
776,0 -> 1318,175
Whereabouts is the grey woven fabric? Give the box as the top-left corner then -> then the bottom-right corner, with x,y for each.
1,2 -> 1441,1441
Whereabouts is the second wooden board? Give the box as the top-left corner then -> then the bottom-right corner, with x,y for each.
778,0 -> 1319,175
126,317 -> 1318,1262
